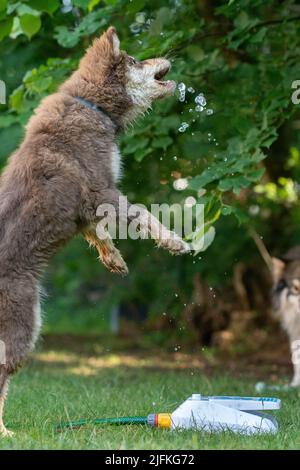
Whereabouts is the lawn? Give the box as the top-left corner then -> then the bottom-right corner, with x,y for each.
0,336 -> 299,450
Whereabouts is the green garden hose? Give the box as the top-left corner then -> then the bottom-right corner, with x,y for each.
56,415 -> 148,432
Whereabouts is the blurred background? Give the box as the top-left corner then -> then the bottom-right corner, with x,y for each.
1,0 -> 300,361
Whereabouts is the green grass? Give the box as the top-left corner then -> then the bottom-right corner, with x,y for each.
0,337 -> 299,450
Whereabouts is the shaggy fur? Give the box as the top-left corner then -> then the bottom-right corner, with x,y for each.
272,246 -> 300,387
0,27 -> 190,436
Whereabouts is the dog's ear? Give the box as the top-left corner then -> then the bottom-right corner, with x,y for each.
79,27 -> 121,82
106,26 -> 120,57
272,257 -> 285,282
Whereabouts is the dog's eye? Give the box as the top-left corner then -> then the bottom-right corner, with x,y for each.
275,279 -> 287,293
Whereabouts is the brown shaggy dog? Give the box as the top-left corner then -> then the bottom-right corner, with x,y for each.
0,27 -> 190,436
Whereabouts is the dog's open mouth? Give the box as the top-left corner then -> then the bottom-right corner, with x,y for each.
154,66 -> 171,85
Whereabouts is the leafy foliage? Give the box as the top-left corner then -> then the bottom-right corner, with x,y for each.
1,0 -> 300,335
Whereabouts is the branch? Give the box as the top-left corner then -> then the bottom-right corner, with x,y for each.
253,14 -> 300,30
249,228 -> 273,273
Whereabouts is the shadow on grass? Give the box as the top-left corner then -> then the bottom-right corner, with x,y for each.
32,333 -> 293,382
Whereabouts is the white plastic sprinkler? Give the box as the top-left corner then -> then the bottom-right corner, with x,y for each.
56,394 -> 281,435
151,394 -> 280,435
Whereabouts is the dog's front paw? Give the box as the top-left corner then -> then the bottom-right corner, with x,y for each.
101,249 -> 129,276
158,233 -> 191,255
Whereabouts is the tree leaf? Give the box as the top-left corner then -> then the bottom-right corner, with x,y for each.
54,10 -> 107,48
27,0 -> 60,15
0,17 -> 12,40
0,0 -> 7,13
73,0 -> 90,10
9,86 -> 25,113
123,138 -> 149,155
152,136 -> 172,149
218,176 -> 251,194
0,114 -> 19,128
19,14 -> 41,39
189,166 -> 228,190
126,0 -> 145,14
134,147 -> 152,162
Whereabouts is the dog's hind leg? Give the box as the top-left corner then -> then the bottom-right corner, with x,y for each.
83,227 -> 128,276
0,373 -> 13,437
0,276 -> 41,437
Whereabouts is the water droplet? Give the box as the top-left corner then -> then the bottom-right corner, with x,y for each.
173,156 -> 177,161
135,12 -> 146,24
189,108 -> 193,113
185,196 -> 196,207
187,86 -> 195,93
173,178 -> 188,191
195,94 -> 206,106
206,108 -> 213,115
178,82 -> 186,102
62,0 -> 73,13
195,105 -> 204,112
178,122 -> 189,133
130,23 -> 140,34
